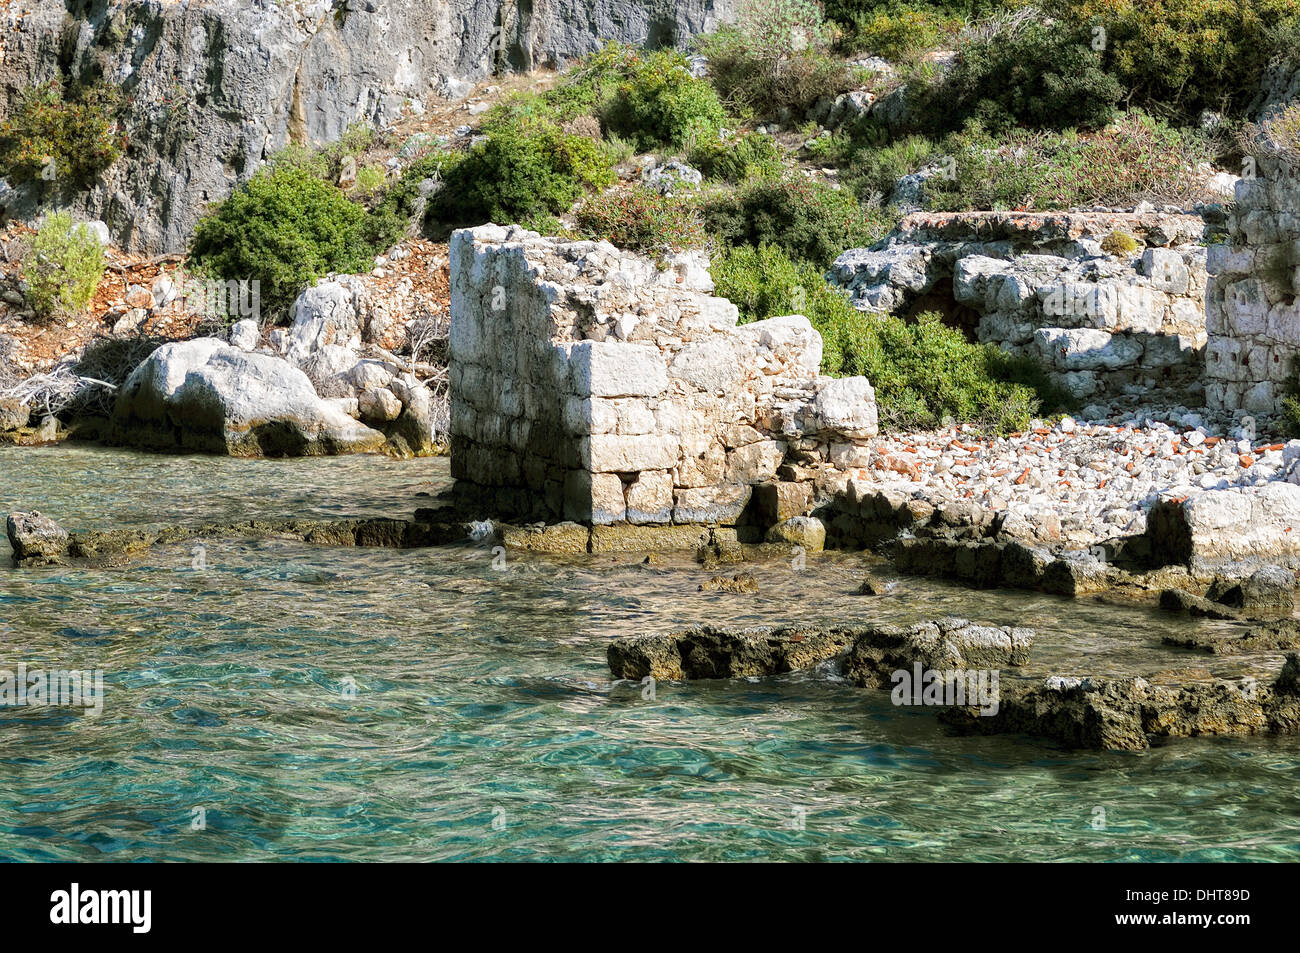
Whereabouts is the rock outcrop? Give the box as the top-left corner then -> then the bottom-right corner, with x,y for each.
842,617 -> 1034,688
608,625 -> 858,681
0,0 -> 733,252
448,224 -> 878,528
942,664 -> 1300,750
5,511 -> 69,565
109,338 -> 386,456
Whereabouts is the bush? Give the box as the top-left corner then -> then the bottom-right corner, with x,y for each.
928,113 -> 1218,211
425,120 -> 614,235
840,2 -> 961,58
711,242 -> 1058,431
22,213 -> 106,321
575,187 -> 705,253
824,0 -> 1020,23
703,176 -> 893,267
688,132 -> 785,182
1048,0 -> 1300,120
364,150 -> 460,249
917,18 -> 1123,134
484,45 -> 725,153
1100,231 -> 1139,255
842,133 -> 944,204
189,164 -> 373,320
599,48 -> 727,151
0,80 -> 123,189
698,0 -> 854,118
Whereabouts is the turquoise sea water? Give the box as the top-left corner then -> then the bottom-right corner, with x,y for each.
2,444 -> 1299,861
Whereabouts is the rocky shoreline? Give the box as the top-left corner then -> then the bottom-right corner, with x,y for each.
11,491 -> 1300,752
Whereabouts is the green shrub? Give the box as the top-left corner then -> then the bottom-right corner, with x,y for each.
22,213 -> 106,321
575,187 -> 706,253
824,0 -> 1021,24
599,48 -> 726,151
688,131 -> 785,182
842,133 -> 944,204
917,18 -> 1123,134
711,242 -> 1059,431
0,80 -> 123,189
703,176 -> 893,267
840,3 -> 961,58
364,150 -> 459,249
353,163 -> 386,195
928,113 -> 1217,211
698,0 -> 854,118
1100,231 -> 1139,255
425,120 -> 614,235
1048,0 -> 1300,120
485,44 -> 724,153
189,164 -> 373,320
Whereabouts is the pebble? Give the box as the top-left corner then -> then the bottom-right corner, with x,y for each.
847,407 -> 1300,547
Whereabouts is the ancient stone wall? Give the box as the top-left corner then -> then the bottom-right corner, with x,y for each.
1205,155 -> 1300,415
830,211 -> 1208,402
448,225 -> 879,529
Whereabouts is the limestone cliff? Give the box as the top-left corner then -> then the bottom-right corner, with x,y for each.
0,0 -> 731,252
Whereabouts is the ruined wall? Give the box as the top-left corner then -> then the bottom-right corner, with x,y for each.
1205,155 -> 1300,415
829,211 -> 1208,402
448,225 -> 879,528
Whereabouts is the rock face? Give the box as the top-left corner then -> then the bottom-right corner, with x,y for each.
0,0 -> 733,252
448,225 -> 878,527
1204,152 -> 1300,414
110,338 -> 386,456
829,211 -> 1208,401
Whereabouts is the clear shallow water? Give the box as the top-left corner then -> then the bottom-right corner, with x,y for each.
2,444 -> 1299,862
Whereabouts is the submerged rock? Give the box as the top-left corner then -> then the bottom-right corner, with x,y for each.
843,618 -> 1035,689
1163,620 -> 1300,654
110,338 -> 386,457
1158,588 -> 1242,620
7,510 -> 472,567
942,665 -> 1300,750
856,572 -> 885,595
608,625 -> 857,681
699,572 -> 758,593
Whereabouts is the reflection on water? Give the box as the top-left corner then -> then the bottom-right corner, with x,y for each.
1,444 -> 1298,861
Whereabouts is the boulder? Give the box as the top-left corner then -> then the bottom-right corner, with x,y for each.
765,515 -> 826,551
1243,565 -> 1296,612
6,511 -> 70,565
812,376 -> 879,438
228,318 -> 260,351
110,338 -> 386,456
0,397 -> 29,431
285,283 -> 363,366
